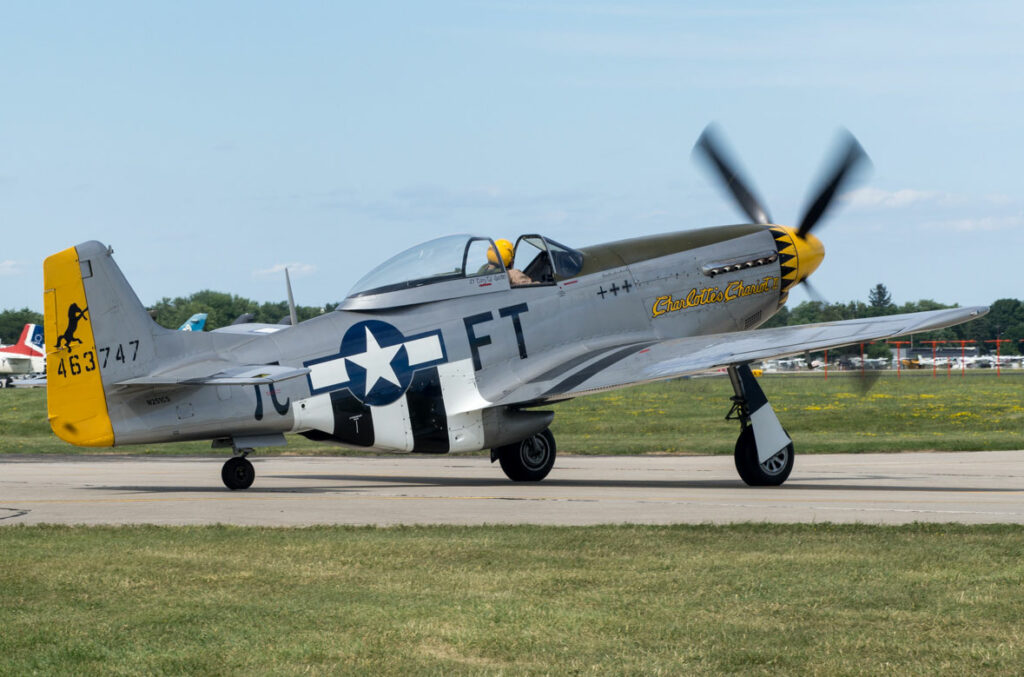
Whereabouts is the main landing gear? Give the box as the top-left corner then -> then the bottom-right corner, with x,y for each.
726,364 -> 794,486
215,434 -> 286,490
493,429 -> 557,481
222,451 -> 255,490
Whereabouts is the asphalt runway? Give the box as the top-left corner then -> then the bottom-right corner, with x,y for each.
1,451 -> 1022,526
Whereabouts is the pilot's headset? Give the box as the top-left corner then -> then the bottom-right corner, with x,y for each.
488,239 -> 515,268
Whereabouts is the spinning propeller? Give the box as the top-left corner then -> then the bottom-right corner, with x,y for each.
693,124 -> 871,296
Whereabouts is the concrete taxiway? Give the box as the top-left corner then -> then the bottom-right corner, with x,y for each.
1,451 -> 1022,526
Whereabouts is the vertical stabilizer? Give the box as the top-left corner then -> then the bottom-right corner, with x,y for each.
5,324 -> 44,356
178,312 -> 208,332
13,324 -> 31,348
24,324 -> 45,354
44,241 -> 172,446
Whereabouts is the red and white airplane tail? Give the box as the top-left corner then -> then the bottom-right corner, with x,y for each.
0,324 -> 46,377
7,323 -> 46,356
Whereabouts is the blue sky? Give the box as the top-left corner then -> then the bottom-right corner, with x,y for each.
1,1 -> 1021,311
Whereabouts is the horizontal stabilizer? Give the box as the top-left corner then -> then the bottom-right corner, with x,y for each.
211,323 -> 288,335
114,362 -> 309,387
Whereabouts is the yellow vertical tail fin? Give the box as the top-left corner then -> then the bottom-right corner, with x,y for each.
44,245 -> 114,446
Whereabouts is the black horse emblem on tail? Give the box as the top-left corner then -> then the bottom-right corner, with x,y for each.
55,303 -> 88,350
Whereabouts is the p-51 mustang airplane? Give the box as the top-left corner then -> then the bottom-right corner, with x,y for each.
43,127 -> 986,489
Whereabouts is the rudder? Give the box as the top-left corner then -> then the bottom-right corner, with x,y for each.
44,245 -> 113,445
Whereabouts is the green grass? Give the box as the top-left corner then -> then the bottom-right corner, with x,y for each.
1,524 -> 1021,676
3,372 -> 1022,455
553,372 -> 1024,454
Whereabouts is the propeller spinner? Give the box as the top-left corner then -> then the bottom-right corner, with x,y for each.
693,124 -> 871,297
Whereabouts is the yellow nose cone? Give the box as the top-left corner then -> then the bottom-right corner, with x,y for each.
793,230 -> 825,280
767,225 -> 826,293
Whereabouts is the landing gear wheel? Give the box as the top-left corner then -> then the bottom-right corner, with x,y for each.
222,456 -> 255,490
496,429 -> 556,482
734,426 -> 793,486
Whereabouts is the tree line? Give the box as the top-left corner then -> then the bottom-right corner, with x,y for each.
146,290 -> 339,332
3,284 -> 1022,355
0,308 -> 45,347
0,292 -> 339,345
760,284 -> 1024,357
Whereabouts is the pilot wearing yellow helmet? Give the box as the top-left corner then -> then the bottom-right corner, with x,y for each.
484,238 -> 533,286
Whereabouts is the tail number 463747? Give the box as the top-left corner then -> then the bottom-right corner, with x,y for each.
56,339 -> 139,379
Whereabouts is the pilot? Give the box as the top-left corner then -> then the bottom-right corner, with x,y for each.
485,239 -> 534,286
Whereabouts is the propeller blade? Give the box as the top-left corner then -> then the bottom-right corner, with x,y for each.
693,125 -> 772,225
856,369 -> 882,396
796,129 -> 871,238
799,277 -> 828,305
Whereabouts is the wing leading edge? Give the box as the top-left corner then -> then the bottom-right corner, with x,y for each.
496,306 -> 988,405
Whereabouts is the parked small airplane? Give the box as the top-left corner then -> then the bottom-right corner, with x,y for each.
0,324 -> 45,386
42,127 -> 987,488
177,313 -> 208,332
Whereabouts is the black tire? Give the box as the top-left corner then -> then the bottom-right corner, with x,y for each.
734,426 -> 793,486
222,456 -> 255,490
496,429 -> 556,482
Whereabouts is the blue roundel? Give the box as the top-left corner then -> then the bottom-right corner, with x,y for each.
305,320 -> 447,407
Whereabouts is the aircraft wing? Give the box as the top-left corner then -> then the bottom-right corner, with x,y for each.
495,306 -> 987,405
114,362 -> 309,387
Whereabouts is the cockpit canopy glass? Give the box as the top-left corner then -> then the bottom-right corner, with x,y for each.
513,235 -> 585,282
347,234 -> 504,297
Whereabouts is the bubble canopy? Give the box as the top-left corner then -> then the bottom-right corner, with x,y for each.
340,233 -> 585,310
347,234 -> 502,297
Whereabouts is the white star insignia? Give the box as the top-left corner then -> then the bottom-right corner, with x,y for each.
346,327 -> 401,394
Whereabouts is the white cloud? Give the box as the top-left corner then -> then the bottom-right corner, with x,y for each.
984,193 -> 1013,206
926,215 -> 1024,232
0,260 -> 23,276
842,187 -> 947,209
253,262 -> 317,278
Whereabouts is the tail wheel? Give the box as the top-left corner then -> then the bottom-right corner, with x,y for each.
734,426 -> 793,486
222,456 -> 255,490
496,429 -> 556,482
